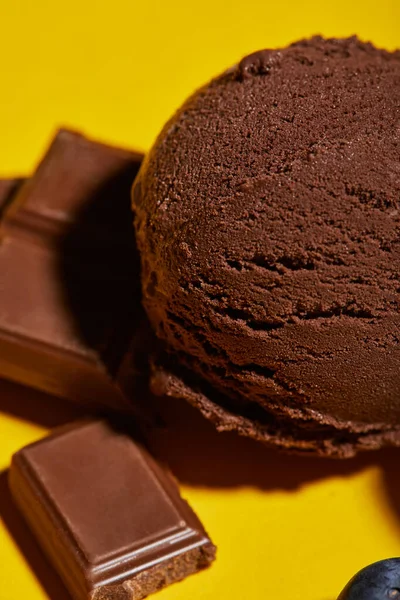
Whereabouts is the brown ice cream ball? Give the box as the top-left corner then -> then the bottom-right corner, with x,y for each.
133,36 -> 400,457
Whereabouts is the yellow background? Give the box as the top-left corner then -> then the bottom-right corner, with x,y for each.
1,1 -> 400,599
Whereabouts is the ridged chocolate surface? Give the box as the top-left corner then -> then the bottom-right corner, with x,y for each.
10,420 -> 215,600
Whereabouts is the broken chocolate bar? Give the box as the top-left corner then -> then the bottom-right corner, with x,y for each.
9,419 -> 216,600
0,130 -> 145,410
3,129 -> 143,249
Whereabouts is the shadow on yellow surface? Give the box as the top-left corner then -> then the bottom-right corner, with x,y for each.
2,375 -> 399,495
149,394 -> 400,492
0,470 -> 72,600
382,452 -> 400,526
2,377 -> 400,600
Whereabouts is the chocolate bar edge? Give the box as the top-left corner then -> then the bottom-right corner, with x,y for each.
9,452 -> 88,600
2,129 -> 144,247
0,328 -> 133,412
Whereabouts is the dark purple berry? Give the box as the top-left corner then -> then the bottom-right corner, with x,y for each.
338,559 -> 400,600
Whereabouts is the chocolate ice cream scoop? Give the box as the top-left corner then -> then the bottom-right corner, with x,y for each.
132,36 -> 400,458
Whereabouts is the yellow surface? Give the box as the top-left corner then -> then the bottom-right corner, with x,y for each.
0,2 -> 400,599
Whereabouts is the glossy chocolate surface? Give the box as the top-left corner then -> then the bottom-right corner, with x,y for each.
0,131 -> 144,410
10,419 -> 215,600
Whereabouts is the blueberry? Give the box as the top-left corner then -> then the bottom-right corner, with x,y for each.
338,559 -> 400,599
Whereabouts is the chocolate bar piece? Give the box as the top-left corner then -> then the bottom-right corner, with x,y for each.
3,129 -> 143,249
9,419 -> 216,600
0,236 -> 133,408
0,130 -> 144,409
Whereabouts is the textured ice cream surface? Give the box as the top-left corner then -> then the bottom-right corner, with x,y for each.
133,36 -> 400,457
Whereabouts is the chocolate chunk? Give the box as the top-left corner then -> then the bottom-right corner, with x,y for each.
0,130 -> 145,410
3,129 -> 143,249
9,419 -> 216,600
0,236 -> 130,408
